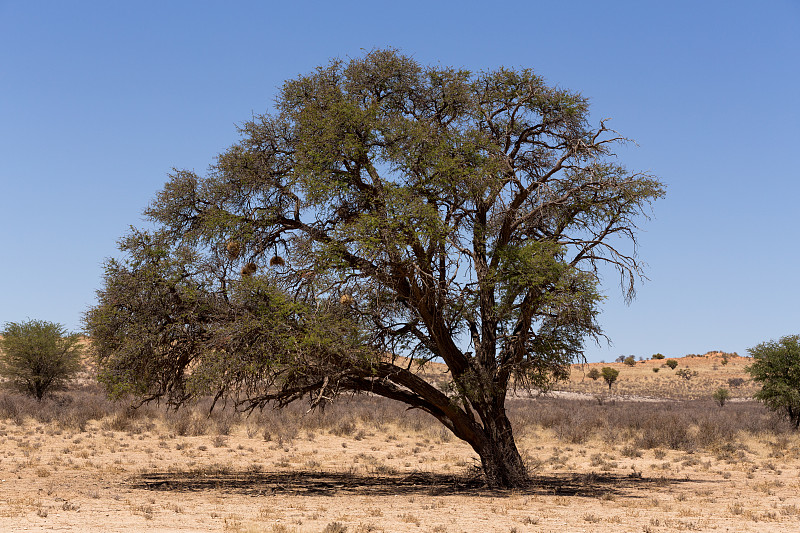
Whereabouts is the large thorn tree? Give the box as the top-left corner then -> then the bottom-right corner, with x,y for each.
85,50 -> 664,488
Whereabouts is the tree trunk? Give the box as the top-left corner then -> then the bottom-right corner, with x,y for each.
469,407 -> 528,488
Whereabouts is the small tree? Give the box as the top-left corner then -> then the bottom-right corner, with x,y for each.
712,387 -> 730,407
675,368 -> 697,380
652,353 -> 665,360
601,367 -> 619,391
0,320 -> 83,401
665,359 -> 678,370
587,368 -> 601,381
623,356 -> 636,366
747,335 -> 800,429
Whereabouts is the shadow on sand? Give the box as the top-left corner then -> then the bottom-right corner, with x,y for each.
134,469 -> 699,498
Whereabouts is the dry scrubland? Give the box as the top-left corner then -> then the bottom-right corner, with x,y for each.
2,354 -> 800,532
562,351 -> 757,400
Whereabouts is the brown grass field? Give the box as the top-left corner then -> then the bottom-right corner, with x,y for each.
2,352 -> 800,532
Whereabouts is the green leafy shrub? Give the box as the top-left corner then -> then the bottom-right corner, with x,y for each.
665,359 -> 678,370
652,353 -> 665,360
747,335 -> 800,429
601,367 -> 620,391
0,320 -> 83,401
623,356 -> 636,366
587,368 -> 601,381
713,388 -> 731,407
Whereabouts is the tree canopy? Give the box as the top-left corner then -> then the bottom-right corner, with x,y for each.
85,49 -> 664,487
0,319 -> 83,400
747,335 -> 800,429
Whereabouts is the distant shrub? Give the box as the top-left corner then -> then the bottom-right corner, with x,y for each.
713,388 -> 731,407
727,377 -> 746,388
601,367 -> 620,391
652,353 -> 665,360
615,356 -> 626,363
587,368 -> 601,381
652,367 -> 660,373
676,368 -> 698,381
623,356 -> 636,366
322,521 -> 348,533
665,359 -> 678,370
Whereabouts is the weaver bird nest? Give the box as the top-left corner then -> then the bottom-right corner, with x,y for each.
240,262 -> 258,277
339,294 -> 354,305
226,241 -> 241,260
269,255 -> 285,267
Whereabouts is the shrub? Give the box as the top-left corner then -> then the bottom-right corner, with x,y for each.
665,359 -> 678,370
676,368 -> 698,381
652,367 -> 660,373
747,335 -> 800,429
652,353 -> 665,360
601,367 -> 620,391
713,388 -> 731,407
0,320 -> 83,401
728,377 -> 746,388
587,368 -> 601,381
623,356 -> 636,366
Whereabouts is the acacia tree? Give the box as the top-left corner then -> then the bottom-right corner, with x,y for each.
0,319 -> 83,400
747,335 -> 800,429
85,50 -> 663,488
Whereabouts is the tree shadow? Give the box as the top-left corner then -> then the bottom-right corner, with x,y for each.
134,469 -> 698,498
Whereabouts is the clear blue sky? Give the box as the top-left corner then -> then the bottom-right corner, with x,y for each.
1,1 -> 798,362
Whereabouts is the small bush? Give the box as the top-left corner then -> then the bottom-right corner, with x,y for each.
676,368 -> 698,381
652,367 -> 660,373
0,320 -> 83,401
623,356 -> 636,367
713,388 -> 731,407
728,377 -> 746,388
665,359 -> 678,370
652,353 -> 665,360
587,368 -> 601,381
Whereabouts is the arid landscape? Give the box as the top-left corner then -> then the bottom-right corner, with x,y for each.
2,352 -> 800,532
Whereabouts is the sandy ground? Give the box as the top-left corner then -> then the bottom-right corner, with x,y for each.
2,406 -> 800,533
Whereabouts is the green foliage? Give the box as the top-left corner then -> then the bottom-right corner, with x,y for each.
587,367 -> 601,381
85,49 -> 663,488
712,387 -> 730,407
652,367 -> 659,373
0,320 -> 83,401
623,356 -> 636,366
665,359 -> 678,370
747,335 -> 800,429
601,367 -> 619,391
652,353 -> 665,360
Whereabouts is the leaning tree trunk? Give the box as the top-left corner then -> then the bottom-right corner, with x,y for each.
459,401 -> 528,488
474,415 -> 528,488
